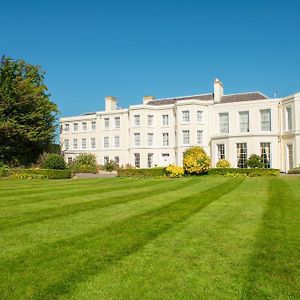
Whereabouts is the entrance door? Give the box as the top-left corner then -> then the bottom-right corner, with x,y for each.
287,144 -> 294,171
161,154 -> 170,167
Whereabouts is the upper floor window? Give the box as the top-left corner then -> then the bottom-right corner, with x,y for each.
260,109 -> 271,131
65,124 -> 70,132
115,117 -> 120,128
162,133 -> 169,146
104,137 -> 109,148
114,136 -> 120,148
286,107 -> 292,131
217,144 -> 225,160
134,115 -> 140,126
134,133 -> 140,146
91,138 -> 96,149
239,111 -> 249,132
82,122 -> 87,131
148,133 -> 154,146
104,118 -> 109,129
64,139 -> 69,150
182,111 -> 190,123
73,138 -> 77,149
91,121 -> 96,131
162,115 -> 169,126
182,130 -> 190,145
82,138 -> 87,149
73,123 -> 78,132
219,113 -> 229,133
197,111 -> 203,123
148,115 -> 154,126
197,130 -> 203,145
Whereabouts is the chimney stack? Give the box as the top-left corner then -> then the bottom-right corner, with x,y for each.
214,79 -> 224,103
105,96 -> 117,111
143,95 -> 155,105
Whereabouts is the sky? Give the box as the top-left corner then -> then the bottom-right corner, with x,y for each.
1,0 -> 300,119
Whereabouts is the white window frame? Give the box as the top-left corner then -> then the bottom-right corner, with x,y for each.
162,132 -> 169,146
286,107 -> 292,131
147,133 -> 154,146
147,115 -> 154,126
182,110 -> 190,123
91,137 -> 96,149
236,143 -> 247,168
82,138 -> 87,149
134,115 -> 140,126
217,144 -> 225,160
82,122 -> 87,131
104,118 -> 109,129
219,113 -> 229,134
64,139 -> 69,150
114,136 -> 120,148
134,153 -> 140,168
260,109 -> 271,131
114,117 -> 120,129
73,138 -> 78,149
197,111 -> 203,123
260,142 -> 271,168
65,124 -> 70,132
73,123 -> 78,132
91,121 -> 96,131
147,153 -> 153,168
182,130 -> 190,145
162,114 -> 169,126
104,137 -> 109,148
197,130 -> 203,145
239,111 -> 249,133
134,133 -> 140,146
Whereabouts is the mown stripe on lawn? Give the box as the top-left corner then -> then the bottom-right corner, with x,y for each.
0,178 -> 243,300
0,178 -> 165,208
241,177 -> 300,299
0,177 -> 200,231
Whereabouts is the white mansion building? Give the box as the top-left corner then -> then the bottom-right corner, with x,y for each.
60,79 -> 300,172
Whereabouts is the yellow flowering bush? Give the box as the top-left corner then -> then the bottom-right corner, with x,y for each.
183,146 -> 210,175
216,159 -> 231,168
165,165 -> 184,178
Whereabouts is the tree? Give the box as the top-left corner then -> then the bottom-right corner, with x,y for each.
0,56 -> 58,164
183,146 -> 210,175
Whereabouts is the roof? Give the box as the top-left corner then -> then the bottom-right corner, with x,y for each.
147,92 -> 268,105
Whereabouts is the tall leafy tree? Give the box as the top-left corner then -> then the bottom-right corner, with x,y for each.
0,56 -> 58,164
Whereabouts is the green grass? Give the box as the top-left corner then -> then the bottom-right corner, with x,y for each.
0,176 -> 299,299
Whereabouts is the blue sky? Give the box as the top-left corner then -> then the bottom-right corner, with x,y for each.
1,0 -> 300,118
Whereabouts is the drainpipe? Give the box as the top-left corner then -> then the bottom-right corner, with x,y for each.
278,102 -> 284,172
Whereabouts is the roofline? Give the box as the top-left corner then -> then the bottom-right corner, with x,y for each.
224,91 -> 269,99
155,92 -> 212,101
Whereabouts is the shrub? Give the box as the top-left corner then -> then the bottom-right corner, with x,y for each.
0,166 -> 9,177
104,160 -> 116,172
74,164 -> 98,174
73,153 -> 97,167
11,168 -> 72,179
183,146 -> 210,175
208,168 -> 279,177
165,165 -> 184,178
216,159 -> 231,168
118,168 -> 166,178
41,154 -> 66,170
245,154 -> 264,168
288,167 -> 300,174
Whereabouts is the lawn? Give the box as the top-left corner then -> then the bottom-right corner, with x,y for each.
0,176 -> 299,299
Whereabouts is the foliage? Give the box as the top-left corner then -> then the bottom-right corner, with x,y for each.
0,56 -> 58,165
216,159 -> 231,168
0,166 -> 9,177
245,154 -> 264,168
165,165 -> 184,178
41,153 -> 66,170
288,167 -> 300,174
104,160 -> 116,172
183,146 -> 210,175
73,153 -> 97,167
208,168 -> 279,177
11,168 -> 71,179
118,168 -> 166,178
73,164 -> 98,174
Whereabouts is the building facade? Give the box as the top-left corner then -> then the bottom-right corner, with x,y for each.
60,79 -> 300,172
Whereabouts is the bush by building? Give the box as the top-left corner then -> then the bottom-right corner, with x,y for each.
288,167 -> 300,174
208,168 -> 279,177
165,165 -> 184,178
245,154 -> 264,168
183,146 -> 210,175
40,153 -> 66,170
118,168 -> 166,178
70,153 -> 98,174
216,159 -> 231,168
11,168 -> 72,179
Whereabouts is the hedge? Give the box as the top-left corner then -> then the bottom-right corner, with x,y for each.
208,168 -> 280,177
288,167 -> 300,174
0,167 -> 9,178
118,168 -> 166,178
11,168 -> 72,179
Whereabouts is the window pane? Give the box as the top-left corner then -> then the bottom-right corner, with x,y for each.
163,133 -> 169,146
197,130 -> 203,145
217,144 -> 225,160
197,111 -> 203,123
219,113 -> 229,133
260,142 -> 271,168
134,115 -> 140,126
147,153 -> 153,168
182,130 -> 190,145
134,133 -> 140,146
260,109 -> 271,131
148,115 -> 153,126
182,111 -> 190,122
239,111 -> 249,132
104,118 -> 109,129
134,153 -> 140,168
115,117 -> 120,128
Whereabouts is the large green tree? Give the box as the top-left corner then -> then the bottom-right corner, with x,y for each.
0,56 -> 58,164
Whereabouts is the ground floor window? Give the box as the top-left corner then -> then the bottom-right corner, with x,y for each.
134,153 -> 140,168
260,143 -> 271,168
287,144 -> 294,170
217,144 -> 225,160
104,156 -> 109,164
114,156 -> 119,165
67,157 -> 72,164
147,153 -> 153,168
161,153 -> 170,167
237,143 -> 247,168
